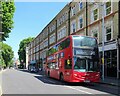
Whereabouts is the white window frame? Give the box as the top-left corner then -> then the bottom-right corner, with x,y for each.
57,30 -> 60,40
93,8 -> 98,21
61,26 -> 66,38
30,56 -> 32,61
40,42 -> 43,50
71,20 -> 76,34
78,15 -> 83,29
91,4 -> 99,23
79,2 -> 83,10
57,19 -> 60,27
34,54 -> 35,60
50,33 -> 55,44
105,0 -> 113,16
105,20 -> 113,42
105,26 -> 112,42
44,39 -> 48,47
71,6 -> 76,16
62,14 -> 65,22
91,27 -> 99,42
36,52 -> 39,60
57,26 -> 66,40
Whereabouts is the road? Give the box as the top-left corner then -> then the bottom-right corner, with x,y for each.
1,69 -> 119,95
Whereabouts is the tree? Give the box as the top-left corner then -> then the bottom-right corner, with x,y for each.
0,42 -> 14,67
18,37 -> 34,65
0,55 -> 6,68
0,0 -> 15,41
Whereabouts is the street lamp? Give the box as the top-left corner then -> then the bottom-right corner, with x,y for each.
117,38 -> 120,79
101,2 -> 105,81
117,0 -> 120,79
93,2 -> 105,81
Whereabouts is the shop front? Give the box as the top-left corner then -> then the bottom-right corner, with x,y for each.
99,41 -> 117,78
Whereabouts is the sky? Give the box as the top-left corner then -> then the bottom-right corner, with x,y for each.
5,2 -> 68,59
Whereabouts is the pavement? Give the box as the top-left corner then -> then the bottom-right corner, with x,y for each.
0,68 -> 7,96
99,77 -> 120,96
99,77 -> 120,87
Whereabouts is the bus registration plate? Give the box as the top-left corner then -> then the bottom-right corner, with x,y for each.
84,80 -> 90,83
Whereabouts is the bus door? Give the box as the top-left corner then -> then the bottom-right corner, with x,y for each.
50,62 -> 56,78
64,58 -> 72,81
47,62 -> 53,77
53,54 -> 60,79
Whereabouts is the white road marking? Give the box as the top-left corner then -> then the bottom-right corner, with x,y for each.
44,77 -> 93,94
64,86 -> 93,94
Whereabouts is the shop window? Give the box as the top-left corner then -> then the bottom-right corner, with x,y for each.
105,50 -> 117,77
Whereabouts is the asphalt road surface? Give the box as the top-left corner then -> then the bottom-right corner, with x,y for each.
1,69 -> 119,95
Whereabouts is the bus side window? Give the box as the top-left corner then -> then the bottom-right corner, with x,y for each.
61,52 -> 64,58
46,64 -> 48,68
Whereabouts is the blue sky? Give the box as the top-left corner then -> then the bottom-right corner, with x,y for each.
5,2 -> 67,59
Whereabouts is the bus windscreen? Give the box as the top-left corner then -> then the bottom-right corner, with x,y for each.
73,36 -> 97,47
74,57 -> 99,72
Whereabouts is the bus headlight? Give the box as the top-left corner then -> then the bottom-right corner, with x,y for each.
66,72 -> 70,75
74,74 -> 78,77
96,74 -> 99,77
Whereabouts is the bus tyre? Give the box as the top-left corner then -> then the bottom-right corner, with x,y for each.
60,73 -> 64,82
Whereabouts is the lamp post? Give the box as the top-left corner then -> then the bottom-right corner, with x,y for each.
117,0 -> 120,79
101,2 -> 105,81
91,1 -> 105,80
95,2 -> 105,81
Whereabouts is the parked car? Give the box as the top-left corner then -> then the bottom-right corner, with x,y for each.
28,62 -> 38,73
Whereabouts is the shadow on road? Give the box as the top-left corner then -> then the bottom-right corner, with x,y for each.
34,75 -> 118,95
34,75 -> 64,85
18,69 -> 119,95
18,69 -> 41,75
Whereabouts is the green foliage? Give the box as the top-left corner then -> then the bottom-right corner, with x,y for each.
0,42 -> 14,67
0,55 -> 6,67
48,47 -> 57,56
0,0 -> 15,41
9,59 -> 14,67
18,37 -> 34,64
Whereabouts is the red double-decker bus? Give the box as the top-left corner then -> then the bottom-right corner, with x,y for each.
45,35 -> 100,83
